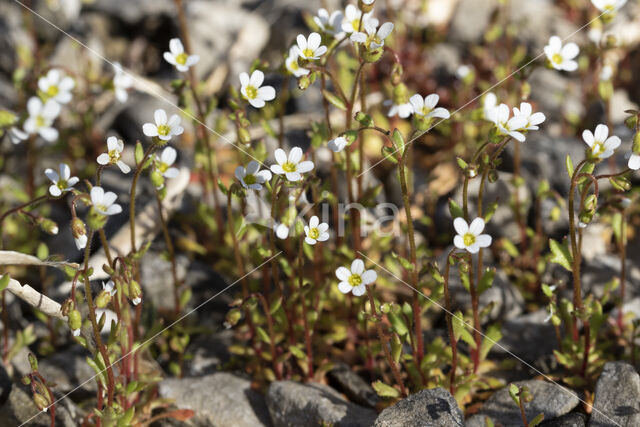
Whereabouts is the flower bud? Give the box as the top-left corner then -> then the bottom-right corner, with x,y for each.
361,46 -> 384,63
633,132 -> 640,154
151,169 -> 165,189
95,290 -> 111,308
358,0 -> 374,13
355,112 -> 374,127
390,63 -> 403,86
61,299 -> 73,316
392,83 -> 409,106
226,308 -> 242,326
34,393 -> 50,412
298,74 -> 312,90
38,218 -> 58,235
68,309 -> 81,331
129,280 -> 142,305
87,207 -> 107,230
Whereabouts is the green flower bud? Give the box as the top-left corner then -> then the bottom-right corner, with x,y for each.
358,0 -> 374,13
298,74 -> 312,90
238,127 -> 251,145
34,393 -> 50,412
361,47 -> 384,63
151,169 -> 165,189
129,280 -> 142,305
38,218 -> 58,235
71,217 -> 86,240
68,309 -> 81,331
355,112 -> 374,127
392,83 -> 409,106
226,308 -> 242,326
95,290 -> 111,309
87,207 -> 107,230
633,132 -> 640,154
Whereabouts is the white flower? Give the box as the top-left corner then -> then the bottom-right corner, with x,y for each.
335,259 -> 377,297
132,297 -> 141,305
591,0 -> 627,13
314,8 -> 344,37
512,102 -> 546,131
90,186 -> 122,216
600,64 -> 613,81
72,328 -> 80,337
240,70 -> 276,109
38,69 -> 74,104
8,127 -> 28,144
296,32 -> 328,60
456,65 -> 472,79
304,216 -> 329,245
44,163 -> 79,197
270,147 -> 314,182
24,97 -> 60,142
285,46 -> 310,78
409,94 -> 450,120
142,109 -> 184,142
483,92 -> 498,119
629,153 -> 640,170
544,36 -> 579,72
156,147 -> 180,178
274,222 -> 290,239
163,38 -> 200,72
75,234 -> 87,250
386,100 -> 413,119
588,27 -> 603,44
486,104 -> 528,142
97,136 -> 131,173
342,4 -> 376,34
235,160 -> 272,190
582,124 -> 620,160
350,21 -> 394,50
102,280 -> 116,296
328,136 -> 348,152
453,217 -> 492,254
113,62 -> 133,103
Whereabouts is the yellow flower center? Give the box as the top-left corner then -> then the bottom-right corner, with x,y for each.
308,227 -> 320,240
158,162 -> 169,173
420,107 -> 432,116
57,180 -> 67,190
245,85 -> 258,100
463,232 -> 476,247
552,53 -> 563,65
302,48 -> 315,58
351,19 -> 360,31
36,116 -> 46,128
243,174 -> 257,185
348,274 -> 362,287
157,124 -> 170,136
282,162 -> 296,173
108,149 -> 120,163
47,85 -> 59,97
290,60 -> 299,71
592,141 -> 605,156
176,53 -> 188,65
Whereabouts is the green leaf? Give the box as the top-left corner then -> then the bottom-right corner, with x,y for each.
448,199 -> 463,219
566,154 -> 574,178
480,324 -> 502,360
381,145 -> 398,164
388,311 -> 408,336
135,142 -> 144,165
290,345 -> 307,361
549,239 -> 573,272
451,311 -> 475,348
0,274 -> 9,292
322,89 -> 347,111
508,383 -> 520,405
483,201 -> 499,223
391,252 -> 414,272
477,268 -> 495,294
529,413 -> 545,426
372,380 -> 400,398
391,129 -> 405,155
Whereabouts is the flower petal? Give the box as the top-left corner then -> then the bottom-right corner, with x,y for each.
336,266 -> 351,281
351,259 -> 365,275
288,147 -> 303,163
250,70 -> 265,88
476,234 -> 492,248
154,109 -> 167,125
296,161 -> 314,173
361,270 -> 377,284
453,217 -> 468,235
352,284 -> 366,297
338,281 -> 352,294
274,148 -> 287,165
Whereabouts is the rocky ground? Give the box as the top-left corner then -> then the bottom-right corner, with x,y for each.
2,0 -> 640,426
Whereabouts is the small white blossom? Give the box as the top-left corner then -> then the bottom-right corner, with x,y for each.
72,328 -> 80,337
163,38 -> 200,72
512,102 -> 546,131
600,64 -> 613,81
97,136 -> 131,174
582,124 -> 620,160
270,147 -> 314,182
342,4 -> 375,34
235,160 -> 272,190
142,109 -> 184,142
44,163 -> 79,197
314,8 -> 344,37
113,62 -> 133,103
483,92 -> 498,119
24,97 -> 60,142
629,153 -> 640,170
75,234 -> 87,250
544,36 -> 579,72
38,69 -> 75,104
409,94 -> 450,120
132,297 -> 141,305
304,216 -> 329,245
90,186 -> 122,216
328,136 -> 348,152
102,280 -> 116,296
8,127 -> 28,144
486,103 -> 528,142
156,147 -> 180,178
335,259 -> 377,296
453,217 -> 492,254
274,222 -> 290,239
351,21 -> 394,50
285,46 -> 310,78
240,70 -> 276,109
386,99 -> 413,119
456,65 -> 472,80
588,27 -> 603,45
591,0 -> 627,13
296,32 -> 328,60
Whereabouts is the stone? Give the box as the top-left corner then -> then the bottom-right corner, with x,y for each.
449,0 -> 497,43
0,362 -> 12,405
589,361 -> 640,427
327,362 -> 379,408
37,347 -> 98,397
495,309 -> 558,364
186,330 -> 233,376
266,380 -> 376,427
139,251 -> 189,312
374,387 -> 464,427
470,380 -> 580,426
158,372 -> 272,427
87,0 -> 174,24
542,412 -> 587,427
0,384 -> 81,427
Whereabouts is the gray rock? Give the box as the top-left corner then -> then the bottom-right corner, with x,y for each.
139,252 -> 189,312
589,362 -> 640,427
0,362 -> 11,405
327,362 -> 379,408
186,330 -> 233,376
266,380 -> 376,427
528,68 -> 584,127
0,385 -> 81,427
37,347 -> 98,397
159,372 -> 272,427
470,380 -> 580,426
496,309 -> 558,363
87,0 -> 174,24
542,412 -> 587,427
449,0 -> 497,43
374,387 -> 464,427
